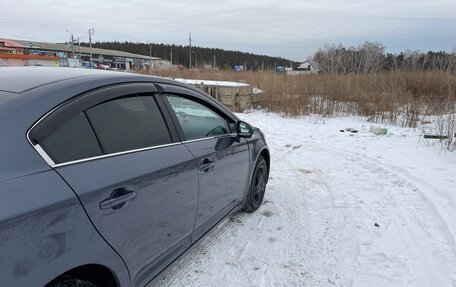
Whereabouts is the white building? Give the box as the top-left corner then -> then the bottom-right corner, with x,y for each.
287,60 -> 321,75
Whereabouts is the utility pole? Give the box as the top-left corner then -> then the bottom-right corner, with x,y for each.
192,51 -> 197,69
70,34 -> 75,58
170,48 -> 173,65
78,37 -> 81,65
65,30 -> 74,59
244,61 -> 247,71
213,55 -> 216,69
88,28 -> 95,67
189,32 -> 192,69
149,43 -> 152,71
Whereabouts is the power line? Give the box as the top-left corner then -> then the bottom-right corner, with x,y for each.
1,14 -> 453,57
0,14 -> 88,32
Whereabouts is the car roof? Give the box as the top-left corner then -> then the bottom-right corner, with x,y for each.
0,67 -> 236,118
0,66 -> 154,93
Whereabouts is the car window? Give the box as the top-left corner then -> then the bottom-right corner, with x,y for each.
41,112 -> 103,163
86,94 -> 172,154
165,94 -> 230,141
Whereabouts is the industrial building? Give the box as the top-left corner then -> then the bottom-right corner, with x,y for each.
0,38 -> 174,71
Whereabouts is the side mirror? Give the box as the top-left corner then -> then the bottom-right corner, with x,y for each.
236,121 -> 253,138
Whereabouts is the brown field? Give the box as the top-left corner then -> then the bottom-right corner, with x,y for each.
142,70 -> 456,148
145,70 -> 455,124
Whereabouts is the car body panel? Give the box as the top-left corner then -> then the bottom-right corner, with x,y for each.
55,144 -> 198,287
0,170 -> 129,287
183,135 -> 250,229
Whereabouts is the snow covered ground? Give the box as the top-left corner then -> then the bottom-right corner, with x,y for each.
149,111 -> 456,287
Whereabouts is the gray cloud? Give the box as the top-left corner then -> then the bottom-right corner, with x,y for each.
1,0 -> 455,60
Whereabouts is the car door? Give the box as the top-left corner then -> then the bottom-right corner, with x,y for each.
158,85 -> 251,237
28,83 -> 199,286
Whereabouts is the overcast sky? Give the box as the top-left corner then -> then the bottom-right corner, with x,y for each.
1,0 -> 455,60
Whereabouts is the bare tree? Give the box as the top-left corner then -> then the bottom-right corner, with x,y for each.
358,42 -> 385,74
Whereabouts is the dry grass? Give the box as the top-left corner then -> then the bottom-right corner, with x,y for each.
143,69 -> 456,147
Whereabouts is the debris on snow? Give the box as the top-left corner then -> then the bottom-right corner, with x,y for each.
341,128 -> 359,133
369,125 -> 388,135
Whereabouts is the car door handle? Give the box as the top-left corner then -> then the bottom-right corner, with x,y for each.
199,161 -> 215,173
100,190 -> 136,210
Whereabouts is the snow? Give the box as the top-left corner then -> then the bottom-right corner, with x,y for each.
149,111 -> 456,287
253,87 -> 264,94
173,78 -> 264,94
174,78 -> 250,87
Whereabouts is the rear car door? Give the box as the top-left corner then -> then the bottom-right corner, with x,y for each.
28,84 -> 198,286
159,85 -> 250,236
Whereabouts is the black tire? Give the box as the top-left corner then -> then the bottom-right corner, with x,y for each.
49,279 -> 97,287
243,156 -> 268,212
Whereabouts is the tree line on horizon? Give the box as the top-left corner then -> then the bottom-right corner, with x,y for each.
312,42 -> 456,74
80,41 -> 292,70
81,41 -> 456,74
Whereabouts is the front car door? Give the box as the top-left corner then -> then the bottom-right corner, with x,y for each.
158,85 -> 251,238
28,83 -> 199,286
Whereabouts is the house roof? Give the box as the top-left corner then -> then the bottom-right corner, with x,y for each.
0,39 -> 26,48
3,38 -> 160,60
297,60 -> 322,71
309,60 -> 322,71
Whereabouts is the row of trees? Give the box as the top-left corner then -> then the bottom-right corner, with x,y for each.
83,40 -> 456,74
81,41 -> 291,70
312,42 -> 456,74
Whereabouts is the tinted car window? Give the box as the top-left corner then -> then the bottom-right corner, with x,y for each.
165,94 -> 230,140
41,112 -> 103,163
86,94 -> 171,154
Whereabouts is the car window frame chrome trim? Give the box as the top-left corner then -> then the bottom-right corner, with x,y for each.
27,101 -> 64,166
182,133 -> 238,144
50,142 -> 182,168
33,143 -> 57,166
30,133 -> 239,168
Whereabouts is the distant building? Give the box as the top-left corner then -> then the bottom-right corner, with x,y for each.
0,38 -> 175,71
0,39 -> 59,67
286,60 -> 321,75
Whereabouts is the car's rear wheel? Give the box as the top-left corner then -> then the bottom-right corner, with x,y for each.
243,156 -> 268,212
49,278 -> 97,287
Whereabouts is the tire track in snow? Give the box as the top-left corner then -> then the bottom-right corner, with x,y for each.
150,141 -> 332,287
325,148 -> 456,286
148,111 -> 456,287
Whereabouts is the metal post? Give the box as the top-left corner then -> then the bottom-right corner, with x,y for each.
192,51 -> 197,69
65,30 -> 74,59
78,37 -> 81,60
88,28 -> 94,68
149,43 -> 152,71
189,32 -> 192,69
70,33 -> 74,58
